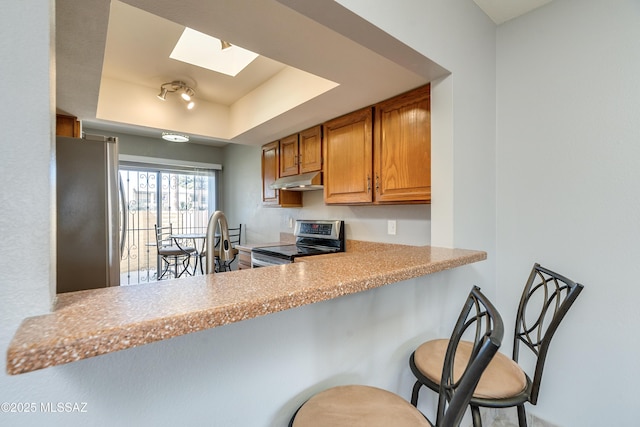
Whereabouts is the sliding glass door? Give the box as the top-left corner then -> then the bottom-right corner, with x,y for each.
119,167 -> 217,285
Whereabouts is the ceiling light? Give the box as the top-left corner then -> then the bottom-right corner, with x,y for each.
180,86 -> 194,101
156,80 -> 196,110
221,40 -> 232,50
157,87 -> 168,100
162,132 -> 189,143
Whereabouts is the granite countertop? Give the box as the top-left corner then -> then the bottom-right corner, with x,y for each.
6,243 -> 486,375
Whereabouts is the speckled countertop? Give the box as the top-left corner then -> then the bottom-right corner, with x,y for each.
6,243 -> 486,375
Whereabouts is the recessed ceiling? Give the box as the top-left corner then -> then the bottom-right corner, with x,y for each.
56,0 -> 451,147
100,1 -> 291,107
56,0 -> 550,147
95,1 -> 341,144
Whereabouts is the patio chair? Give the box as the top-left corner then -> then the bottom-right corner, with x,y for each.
154,224 -> 196,279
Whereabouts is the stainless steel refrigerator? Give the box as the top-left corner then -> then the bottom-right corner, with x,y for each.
56,134 -> 122,293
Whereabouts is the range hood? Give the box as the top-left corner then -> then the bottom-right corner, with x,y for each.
269,171 -> 323,191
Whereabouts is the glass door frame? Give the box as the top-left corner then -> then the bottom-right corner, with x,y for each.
119,162 -> 218,285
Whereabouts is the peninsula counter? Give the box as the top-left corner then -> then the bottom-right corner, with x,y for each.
7,243 -> 486,375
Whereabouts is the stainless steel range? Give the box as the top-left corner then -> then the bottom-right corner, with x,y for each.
251,220 -> 345,267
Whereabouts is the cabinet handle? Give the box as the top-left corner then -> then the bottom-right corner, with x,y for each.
375,174 -> 380,193
367,175 -> 371,193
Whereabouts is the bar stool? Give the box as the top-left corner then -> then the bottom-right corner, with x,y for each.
410,263 -> 584,427
290,286 -> 504,427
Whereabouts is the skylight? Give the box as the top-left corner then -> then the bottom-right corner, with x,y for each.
170,28 -> 259,77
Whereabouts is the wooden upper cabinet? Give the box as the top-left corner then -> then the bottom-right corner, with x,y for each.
262,140 -> 280,204
262,140 -> 302,207
299,125 -> 322,174
374,84 -> 431,203
322,84 -> 431,205
279,126 -> 322,177
56,114 -> 80,137
279,133 -> 299,177
323,107 -> 373,205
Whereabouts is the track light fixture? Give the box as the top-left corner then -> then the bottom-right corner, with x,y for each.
157,86 -> 169,100
220,40 -> 232,50
157,80 -> 196,110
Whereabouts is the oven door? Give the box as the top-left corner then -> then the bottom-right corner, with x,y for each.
251,252 -> 293,268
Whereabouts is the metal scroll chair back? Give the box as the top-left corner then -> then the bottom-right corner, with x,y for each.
513,263 -> 584,405
437,286 -> 504,427
155,224 -> 173,249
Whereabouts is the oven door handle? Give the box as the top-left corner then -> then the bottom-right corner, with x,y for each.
251,258 -> 273,268
251,254 -> 292,268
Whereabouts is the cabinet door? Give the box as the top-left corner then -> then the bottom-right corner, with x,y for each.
323,107 -> 373,204
374,85 -> 431,203
262,141 -> 280,205
56,114 -> 80,137
261,140 -> 302,207
279,133 -> 299,177
299,125 -> 322,173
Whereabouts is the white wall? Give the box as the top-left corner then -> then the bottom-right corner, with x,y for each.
0,0 -> 54,375
0,1 -> 497,426
220,143 -> 286,244
83,127 -> 226,165
496,0 -> 640,424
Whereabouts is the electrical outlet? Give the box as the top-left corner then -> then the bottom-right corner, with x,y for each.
387,220 -> 397,235
288,217 -> 294,228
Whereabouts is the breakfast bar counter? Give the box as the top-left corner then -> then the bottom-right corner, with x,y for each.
6,243 -> 486,375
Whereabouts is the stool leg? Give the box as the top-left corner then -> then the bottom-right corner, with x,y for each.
471,405 -> 482,427
517,405 -> 528,427
411,381 -> 422,406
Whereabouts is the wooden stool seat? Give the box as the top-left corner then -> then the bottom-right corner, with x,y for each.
292,385 -> 431,427
413,339 -> 527,399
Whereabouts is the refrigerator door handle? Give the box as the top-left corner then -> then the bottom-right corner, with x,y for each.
119,175 -> 127,257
